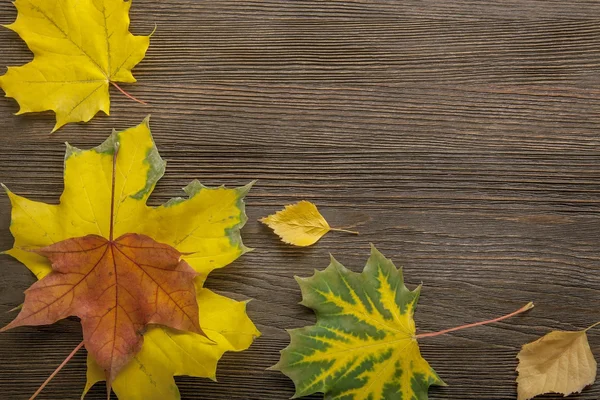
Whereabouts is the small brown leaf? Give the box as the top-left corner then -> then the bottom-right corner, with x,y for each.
2,233 -> 202,385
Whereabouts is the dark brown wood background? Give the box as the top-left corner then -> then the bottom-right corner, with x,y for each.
0,1 -> 599,399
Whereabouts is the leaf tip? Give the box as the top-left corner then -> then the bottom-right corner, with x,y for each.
64,142 -> 79,159
414,282 -> 423,294
50,123 -> 61,134
238,180 -> 256,197
369,242 -> 379,254
182,179 -> 204,197
368,243 -> 387,262
328,253 -> 339,265
6,303 -> 23,313
266,364 -> 278,372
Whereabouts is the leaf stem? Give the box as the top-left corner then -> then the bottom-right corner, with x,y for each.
416,302 -> 534,339
109,146 -> 118,242
585,321 -> 600,332
329,227 -> 359,235
30,340 -> 85,400
110,81 -> 147,105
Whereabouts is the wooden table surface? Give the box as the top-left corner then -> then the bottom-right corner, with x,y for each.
0,1 -> 599,399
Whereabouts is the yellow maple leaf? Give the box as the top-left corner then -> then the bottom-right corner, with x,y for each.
516,324 -> 598,400
0,0 -> 150,131
3,117 -> 260,399
84,287 -> 259,400
260,200 -> 358,246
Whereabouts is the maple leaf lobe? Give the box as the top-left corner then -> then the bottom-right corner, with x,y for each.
2,233 -> 202,383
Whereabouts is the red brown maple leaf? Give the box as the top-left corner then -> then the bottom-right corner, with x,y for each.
1,153 -> 203,386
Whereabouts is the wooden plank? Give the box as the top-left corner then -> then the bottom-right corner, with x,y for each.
0,0 -> 598,399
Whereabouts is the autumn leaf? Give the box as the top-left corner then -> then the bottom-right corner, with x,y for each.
272,245 -> 445,399
0,0 -> 150,131
83,287 -> 259,400
260,201 -> 358,246
2,233 -> 204,384
273,245 -> 534,400
2,117 -> 260,399
516,323 -> 599,400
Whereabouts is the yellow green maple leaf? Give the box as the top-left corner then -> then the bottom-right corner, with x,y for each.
272,246 -> 445,400
0,0 -> 150,131
3,117 -> 260,399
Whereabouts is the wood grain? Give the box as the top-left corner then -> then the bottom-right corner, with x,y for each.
0,0 -> 598,399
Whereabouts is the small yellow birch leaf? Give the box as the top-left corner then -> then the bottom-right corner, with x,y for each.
0,0 -> 150,131
516,327 -> 598,400
260,200 -> 357,246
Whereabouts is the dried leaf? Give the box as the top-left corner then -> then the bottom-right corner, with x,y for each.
0,0 -> 150,131
516,328 -> 597,400
272,245 -> 445,399
260,200 -> 357,246
2,118 -> 259,398
2,234 -> 203,383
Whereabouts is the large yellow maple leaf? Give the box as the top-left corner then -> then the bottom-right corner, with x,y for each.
3,117 -> 260,399
0,0 -> 150,131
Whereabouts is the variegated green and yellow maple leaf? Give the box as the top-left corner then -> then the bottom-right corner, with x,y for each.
2,117 -> 260,399
273,246 -> 445,400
